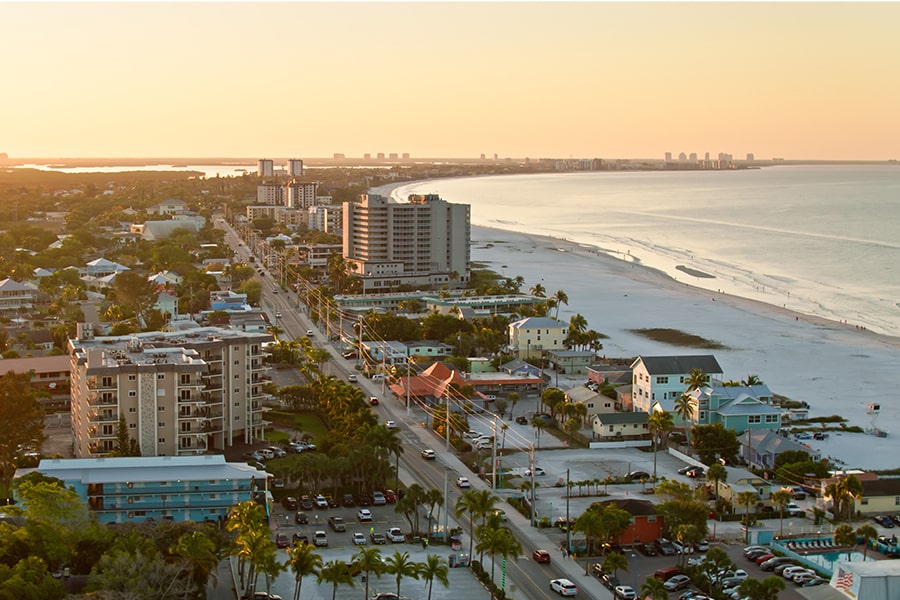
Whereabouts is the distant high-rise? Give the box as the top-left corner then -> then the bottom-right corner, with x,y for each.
343,193 -> 470,292
402,153 -> 410,160
389,153 -> 398,160
705,152 -> 711,161
257,159 -> 274,178
665,152 -> 672,161
377,153 -> 385,160
746,153 -> 755,161
287,159 -> 304,177
364,153 -> 371,160
285,180 -> 318,209
678,152 -> 687,160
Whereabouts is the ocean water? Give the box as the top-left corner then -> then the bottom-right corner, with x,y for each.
391,166 -> 900,337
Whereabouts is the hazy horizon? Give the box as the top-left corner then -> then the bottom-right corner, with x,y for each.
3,2 -> 899,161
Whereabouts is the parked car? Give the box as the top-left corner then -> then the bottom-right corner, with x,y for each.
370,531 -> 387,545
533,549 -> 551,564
786,502 -> 803,517
313,531 -> 328,547
314,495 -> 328,509
384,489 -> 397,503
294,512 -> 308,524
875,515 -> 896,528
613,585 -> 636,599
627,471 -> 650,481
664,575 -> 691,591
696,539 -> 710,552
525,467 -> 546,476
372,491 -> 387,505
291,532 -> 308,545
352,532 -> 367,546
275,533 -> 289,548
272,478 -> 285,489
638,543 -> 658,557
328,516 -> 346,532
761,557 -> 795,571
655,538 -> 677,556
282,497 -> 298,511
386,527 -> 405,543
343,494 -> 355,507
357,509 -> 373,522
300,496 -> 314,510
671,540 -> 693,554
550,578 -> 579,596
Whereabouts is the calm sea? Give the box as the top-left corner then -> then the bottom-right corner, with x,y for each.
391,165 -> 900,337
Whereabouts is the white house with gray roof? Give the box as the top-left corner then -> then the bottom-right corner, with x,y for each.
630,354 -> 723,414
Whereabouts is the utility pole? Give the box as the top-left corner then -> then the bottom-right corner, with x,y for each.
529,444 -> 536,527
443,470 -> 449,540
566,468 -> 571,553
445,398 -> 451,451
491,417 -> 498,490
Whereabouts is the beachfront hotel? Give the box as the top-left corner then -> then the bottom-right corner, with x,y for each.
342,193 -> 470,292
68,326 -> 273,458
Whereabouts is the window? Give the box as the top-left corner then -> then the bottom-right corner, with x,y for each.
748,415 -> 761,424
158,438 -> 165,443
157,374 -> 165,380
765,414 -> 779,423
608,425 -> 614,432
234,360 -> 239,365
699,411 -> 706,421
234,374 -> 240,379
656,376 -> 668,384
128,375 -> 136,381
895,496 -> 900,506
861,498 -> 869,505
158,405 -> 165,411
158,422 -> 165,428
129,423 -> 136,429
129,391 -> 136,397
180,375 -> 191,385
129,407 -> 136,413
234,388 -> 240,393
101,376 -> 113,387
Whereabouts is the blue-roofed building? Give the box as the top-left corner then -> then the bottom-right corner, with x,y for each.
688,384 -> 781,434
16,455 -> 263,525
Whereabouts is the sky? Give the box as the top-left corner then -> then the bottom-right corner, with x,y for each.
2,2 -> 900,161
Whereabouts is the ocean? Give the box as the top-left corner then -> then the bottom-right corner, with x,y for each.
390,165 -> 900,337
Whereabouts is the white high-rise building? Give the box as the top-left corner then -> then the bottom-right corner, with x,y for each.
285,180 -> 318,209
68,327 -> 272,458
257,159 -> 274,178
257,184 -> 283,205
343,193 -> 470,292
287,159 -> 304,177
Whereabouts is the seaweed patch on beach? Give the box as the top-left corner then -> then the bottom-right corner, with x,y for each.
628,328 -> 729,350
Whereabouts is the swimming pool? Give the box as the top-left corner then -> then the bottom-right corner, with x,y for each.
773,538 -> 876,576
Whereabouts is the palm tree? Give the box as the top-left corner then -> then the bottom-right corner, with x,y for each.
573,509 -> 604,555
834,524 -> 857,561
738,575 -> 784,600
418,553 -> 449,600
475,526 -> 522,595
674,393 -> 695,444
507,392 -> 520,419
771,489 -> 792,538
737,491 -> 759,540
685,368 -> 709,391
840,475 -> 864,524
706,463 -> 728,504
647,410 -> 674,478
552,289 -> 568,319
383,551 -> 419,599
856,524 -> 878,560
171,530 -> 220,600
287,542 -> 323,600
742,374 -> 763,386
530,416 -> 547,449
530,282 -> 546,298
455,489 -> 499,561
601,551 -> 629,579
317,559 -> 355,600
640,576 -> 669,600
351,546 -> 383,600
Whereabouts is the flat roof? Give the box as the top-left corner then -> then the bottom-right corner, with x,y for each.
31,455 -> 260,484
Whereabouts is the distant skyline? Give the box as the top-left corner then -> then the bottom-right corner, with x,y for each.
2,2 -> 899,161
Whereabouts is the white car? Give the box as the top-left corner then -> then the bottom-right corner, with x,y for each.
613,585 -> 635,599
352,532 -> 367,546
550,578 -> 578,596
386,527 -> 405,543
357,509 -> 373,522
456,476 -> 471,488
306,330 -> 314,336
421,449 -> 436,460
525,467 -> 546,476
314,495 -> 328,508
385,420 -> 396,429
783,566 -> 811,580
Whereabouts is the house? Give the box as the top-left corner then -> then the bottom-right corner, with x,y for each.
508,316 -> 568,360
596,499 -> 665,546
547,349 -> 595,376
0,278 -> 36,313
139,219 -> 202,241
404,340 -> 453,361
499,359 -> 543,379
565,384 -> 614,421
361,340 -> 409,367
741,430 -> 820,470
0,355 -> 71,409
630,354 -> 723,415
14,455 -> 261,524
85,258 -> 130,278
150,199 -> 186,215
591,412 -> 649,440
713,466 -> 778,505
688,385 -> 781,434
820,475 -> 900,516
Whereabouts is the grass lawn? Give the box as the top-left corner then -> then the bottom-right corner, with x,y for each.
267,410 -> 329,443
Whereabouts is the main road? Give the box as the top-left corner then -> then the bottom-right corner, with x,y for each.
215,216 -> 612,600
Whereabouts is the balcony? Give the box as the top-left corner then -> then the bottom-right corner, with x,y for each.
87,426 -> 117,438
88,411 -> 119,423
87,392 -> 118,406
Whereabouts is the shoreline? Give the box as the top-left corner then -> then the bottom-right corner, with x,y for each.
472,223 -> 900,351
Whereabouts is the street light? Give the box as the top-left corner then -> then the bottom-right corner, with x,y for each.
631,551 -> 637,592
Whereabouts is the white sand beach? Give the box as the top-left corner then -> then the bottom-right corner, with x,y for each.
470,225 -> 900,470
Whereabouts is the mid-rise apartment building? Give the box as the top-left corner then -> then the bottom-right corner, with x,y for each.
285,180 -> 318,209
342,193 -> 470,292
68,326 -> 272,458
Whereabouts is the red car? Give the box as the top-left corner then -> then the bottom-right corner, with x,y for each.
533,549 -> 551,564
755,553 -> 775,565
384,489 -> 397,503
275,533 -> 289,549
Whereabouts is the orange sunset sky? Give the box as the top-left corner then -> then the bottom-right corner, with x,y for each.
2,2 -> 899,161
